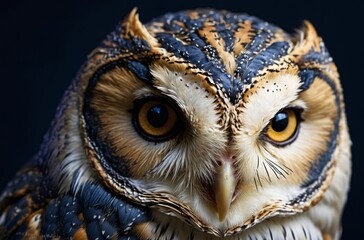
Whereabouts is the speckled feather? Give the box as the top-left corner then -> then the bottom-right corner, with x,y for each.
0,8 -> 350,240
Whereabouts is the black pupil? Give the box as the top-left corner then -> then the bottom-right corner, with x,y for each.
147,104 -> 169,128
272,111 -> 289,132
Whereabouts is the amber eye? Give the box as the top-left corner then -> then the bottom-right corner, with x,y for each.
266,109 -> 299,144
133,98 -> 180,142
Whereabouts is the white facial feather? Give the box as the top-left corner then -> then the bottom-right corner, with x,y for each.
240,74 -> 303,137
234,74 -> 302,185
149,65 -> 226,181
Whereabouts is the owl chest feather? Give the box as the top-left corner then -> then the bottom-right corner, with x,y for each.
0,170 -> 149,239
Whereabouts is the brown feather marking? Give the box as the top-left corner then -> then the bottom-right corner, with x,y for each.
73,227 -> 88,240
233,20 -> 253,56
323,232 -> 332,240
24,209 -> 43,240
199,22 -> 237,76
133,222 -> 158,240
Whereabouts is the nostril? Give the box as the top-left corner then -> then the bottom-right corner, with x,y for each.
216,160 -> 222,166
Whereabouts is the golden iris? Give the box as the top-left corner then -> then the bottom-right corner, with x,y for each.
136,100 -> 178,139
266,109 -> 298,143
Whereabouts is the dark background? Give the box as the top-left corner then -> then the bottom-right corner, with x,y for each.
0,1 -> 361,238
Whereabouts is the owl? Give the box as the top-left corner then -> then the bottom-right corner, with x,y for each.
0,8 -> 351,240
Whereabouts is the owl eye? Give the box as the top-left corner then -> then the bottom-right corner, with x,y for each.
266,109 -> 300,145
132,98 -> 181,142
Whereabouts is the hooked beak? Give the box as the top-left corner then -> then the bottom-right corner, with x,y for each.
215,161 -> 236,221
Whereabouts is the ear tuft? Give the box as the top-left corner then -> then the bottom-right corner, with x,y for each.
301,20 -> 320,52
290,20 -> 323,61
121,7 -> 158,46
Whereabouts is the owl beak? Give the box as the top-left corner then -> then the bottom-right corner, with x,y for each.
215,160 -> 236,221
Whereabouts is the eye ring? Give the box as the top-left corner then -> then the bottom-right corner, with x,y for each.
132,97 -> 183,142
265,108 -> 301,146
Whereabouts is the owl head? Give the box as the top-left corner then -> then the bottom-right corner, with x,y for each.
44,8 -> 351,237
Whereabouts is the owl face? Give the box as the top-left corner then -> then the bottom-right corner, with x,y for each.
77,9 -> 348,237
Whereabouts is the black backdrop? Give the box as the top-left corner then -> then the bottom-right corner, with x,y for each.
0,1 -> 362,238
